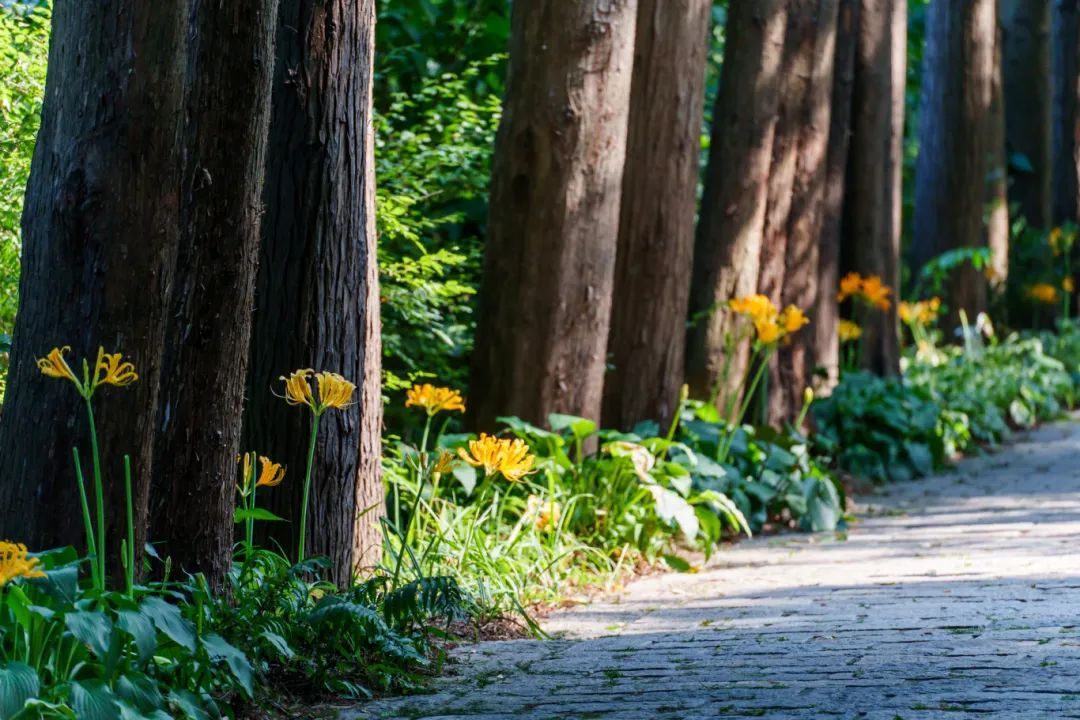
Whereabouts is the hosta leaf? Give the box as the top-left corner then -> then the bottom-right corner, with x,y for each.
0,662 -> 39,718
65,610 -> 113,659
166,690 -> 209,720
647,485 -> 699,540
116,673 -> 163,713
139,596 -> 196,652
234,507 -> 286,523
201,633 -> 253,697
70,680 -> 120,720
116,610 -> 157,664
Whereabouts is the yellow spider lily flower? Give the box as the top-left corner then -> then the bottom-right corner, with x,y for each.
778,305 -> 810,334
0,541 -> 45,587
256,456 -> 286,488
860,275 -> 892,311
1028,283 -> 1059,305
37,346 -> 82,391
93,347 -> 138,389
1064,277 -> 1075,294
729,294 -> 778,324
457,433 -> 536,482
278,368 -> 356,416
431,450 -> 455,478
405,384 -> 466,416
837,272 -> 863,302
754,318 -> 782,345
838,319 -> 863,343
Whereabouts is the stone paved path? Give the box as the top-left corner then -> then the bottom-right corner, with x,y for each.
349,421 -> 1080,719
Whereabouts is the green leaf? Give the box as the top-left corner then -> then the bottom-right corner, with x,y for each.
65,610 -> 113,659
201,633 -> 253,697
0,662 -> 39,718
547,413 -> 597,440
662,554 -> 693,573
451,463 -> 477,495
115,674 -> 163,713
70,680 -> 120,720
116,610 -> 157,664
167,690 -> 209,720
647,485 -> 699,539
259,630 -> 295,660
234,507 -> 286,523
139,597 -> 196,652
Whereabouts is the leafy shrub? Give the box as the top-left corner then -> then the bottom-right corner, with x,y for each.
813,371 -> 944,484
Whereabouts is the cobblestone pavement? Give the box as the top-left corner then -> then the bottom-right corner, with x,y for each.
346,421 -> 1080,719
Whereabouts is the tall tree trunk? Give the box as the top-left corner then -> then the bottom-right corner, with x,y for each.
602,0 -> 711,431
816,0 -> 860,392
468,0 -> 637,431
1002,0 -> 1052,229
243,0 -> 382,585
686,0 -> 790,403
912,0 -> 1001,321
1052,0 -> 1080,225
988,15 -> 1011,289
149,0 -> 280,587
777,0 -> 841,422
841,0 -> 906,375
0,5 -> 186,566
760,0 -> 841,423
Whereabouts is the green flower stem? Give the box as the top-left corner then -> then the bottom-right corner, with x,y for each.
419,415 -> 433,454
84,397 -> 106,588
71,448 -> 99,590
297,412 -> 321,563
123,455 -> 134,597
246,452 -> 257,553
717,347 -> 772,465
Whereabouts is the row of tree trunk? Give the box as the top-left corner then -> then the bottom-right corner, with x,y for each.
473,0 -> 1080,434
470,0 -> 910,433
0,0 -> 382,588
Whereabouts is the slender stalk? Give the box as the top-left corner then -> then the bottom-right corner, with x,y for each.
419,415 -> 433,454
246,452 -> 256,552
297,412 -> 321,563
84,397 -> 106,587
123,455 -> 134,597
71,449 -> 99,590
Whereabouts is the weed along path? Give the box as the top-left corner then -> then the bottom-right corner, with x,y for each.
349,421 -> 1080,720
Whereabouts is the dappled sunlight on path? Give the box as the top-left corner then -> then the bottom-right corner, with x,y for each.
350,421 -> 1080,719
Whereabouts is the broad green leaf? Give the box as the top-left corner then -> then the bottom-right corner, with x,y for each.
647,485 -> 699,540
662,554 -> 693,573
547,413 -> 597,440
0,662 -> 39,718
70,680 -> 120,720
65,610 -> 113,659
167,690 -> 209,720
116,610 -> 157,664
116,674 -> 163,713
139,596 -> 196,652
452,464 -> 477,495
201,633 -> 254,697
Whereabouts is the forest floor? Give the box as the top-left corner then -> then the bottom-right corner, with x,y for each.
345,420 -> 1080,720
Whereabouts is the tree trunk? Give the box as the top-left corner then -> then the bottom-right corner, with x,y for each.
1052,0 -> 1080,225
243,0 -> 382,585
149,0 -> 280,587
912,0 -> 1001,321
468,0 -> 637,431
816,0 -> 859,392
761,0 -> 841,423
1002,0 -> 1052,229
988,15 -> 1011,289
686,0 -> 790,403
0,5 -> 186,568
602,0 -> 711,432
841,0 -> 906,375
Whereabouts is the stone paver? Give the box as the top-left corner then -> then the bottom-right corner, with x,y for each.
348,421 -> 1080,719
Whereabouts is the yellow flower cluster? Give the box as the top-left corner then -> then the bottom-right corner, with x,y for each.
728,295 -> 810,345
1049,226 -> 1075,257
1028,283 -> 1059,305
898,297 -> 942,326
1064,277 -> 1075,294
838,319 -> 862,343
405,384 -> 466,416
457,433 -> 536,482
38,346 -> 138,398
837,272 -> 892,311
279,369 -> 356,416
0,541 -> 45,587
239,453 -> 286,496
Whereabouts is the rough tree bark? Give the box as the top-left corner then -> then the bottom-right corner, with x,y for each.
0,6 -> 186,565
841,0 -> 906,375
602,0 -> 711,432
912,0 -> 1002,321
686,0 -> 790,404
1052,0 -> 1080,225
760,0 -> 841,423
468,0 -> 637,431
243,0 -> 382,585
815,0 -> 859,392
149,0 -> 280,587
1001,0 -> 1052,229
